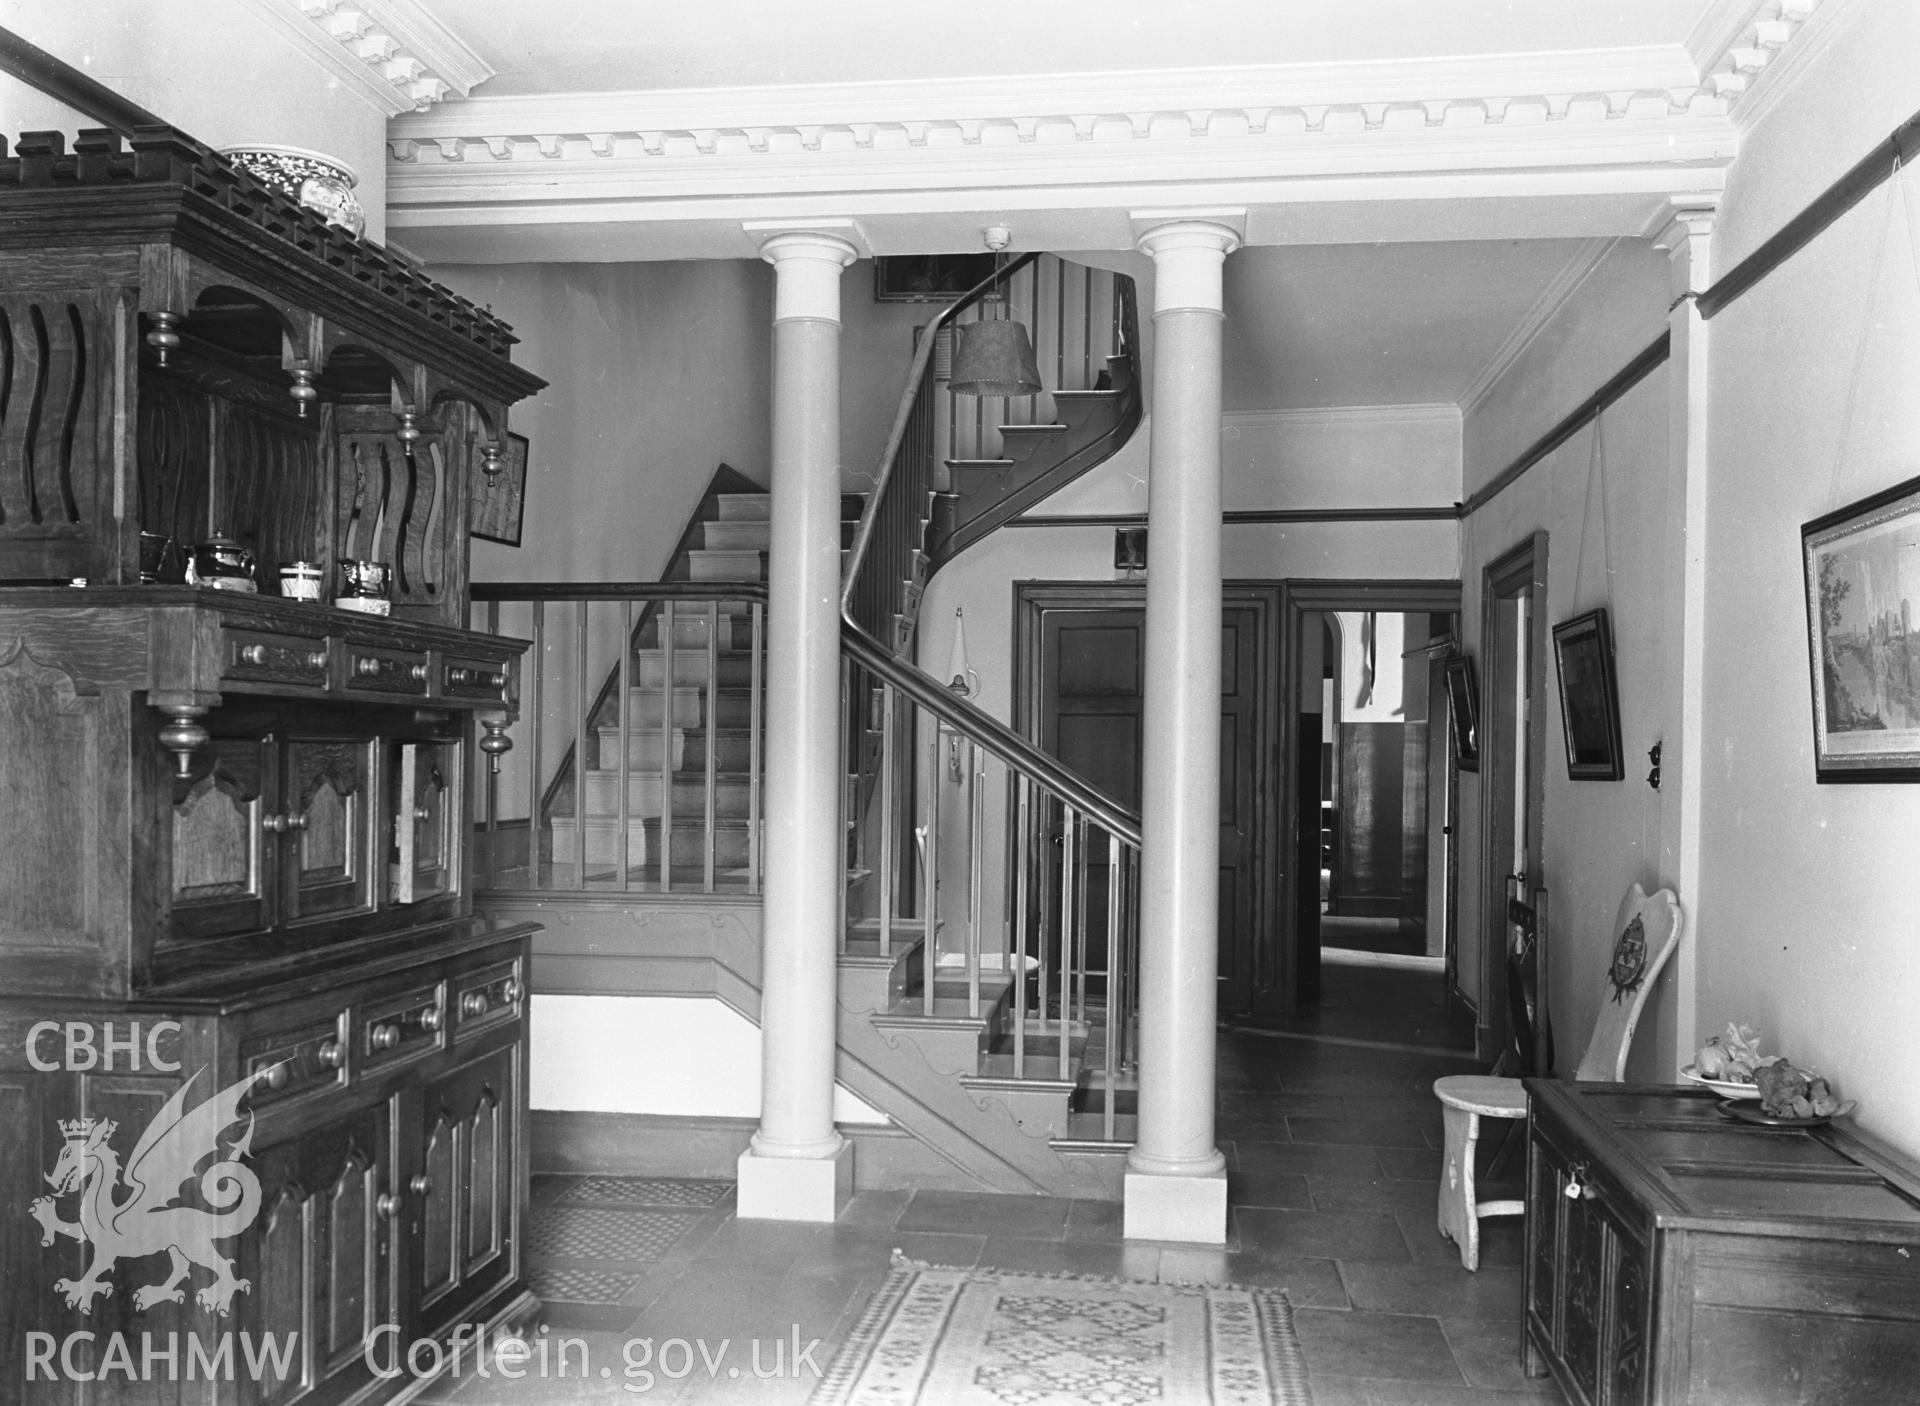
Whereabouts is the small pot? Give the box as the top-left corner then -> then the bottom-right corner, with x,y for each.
278,561 -> 324,601
138,532 -> 179,584
340,559 -> 390,600
186,536 -> 257,593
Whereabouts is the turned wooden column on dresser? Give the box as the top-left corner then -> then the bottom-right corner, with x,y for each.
0,125 -> 547,1405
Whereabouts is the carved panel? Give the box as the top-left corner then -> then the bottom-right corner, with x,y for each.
325,1144 -> 373,1370
0,642 -> 101,948
418,1104 -> 456,1309
0,291 -> 100,579
139,371 -> 214,554
1610,1226 -> 1651,1406
285,738 -> 375,924
1564,1184 -> 1607,1403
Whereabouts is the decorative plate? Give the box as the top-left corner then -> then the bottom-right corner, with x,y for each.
1680,1065 -> 1762,1100
1716,1099 -> 1830,1129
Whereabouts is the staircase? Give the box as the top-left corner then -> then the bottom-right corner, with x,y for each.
547,490 -> 767,887
477,253 -> 1145,1195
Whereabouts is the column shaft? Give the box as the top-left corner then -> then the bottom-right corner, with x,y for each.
740,231 -> 857,1220
1125,219 -> 1239,1244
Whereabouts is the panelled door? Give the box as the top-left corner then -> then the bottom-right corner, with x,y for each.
1022,587 -> 1272,1017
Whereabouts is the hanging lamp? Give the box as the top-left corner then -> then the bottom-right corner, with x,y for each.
948,226 -> 1042,397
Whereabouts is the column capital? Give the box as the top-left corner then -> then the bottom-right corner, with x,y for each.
750,227 -> 859,323
1134,219 -> 1242,315
1647,200 -> 1718,303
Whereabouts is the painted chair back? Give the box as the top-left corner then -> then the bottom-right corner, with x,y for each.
1573,883 -> 1686,1082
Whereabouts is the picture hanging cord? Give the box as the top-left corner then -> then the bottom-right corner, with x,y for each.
1821,154 -> 1906,515
1569,409 -> 1614,614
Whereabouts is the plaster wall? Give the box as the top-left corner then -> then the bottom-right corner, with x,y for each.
1456,239 -> 1673,1079
530,994 -> 887,1124
1,0 -> 390,239
1688,0 -> 1920,1156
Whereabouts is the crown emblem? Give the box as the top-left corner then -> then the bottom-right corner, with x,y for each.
57,1117 -> 107,1140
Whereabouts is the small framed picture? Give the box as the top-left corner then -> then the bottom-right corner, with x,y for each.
1551,608 -> 1624,781
874,254 -> 997,303
1802,471 -> 1920,781
470,432 -> 528,547
1442,653 -> 1480,772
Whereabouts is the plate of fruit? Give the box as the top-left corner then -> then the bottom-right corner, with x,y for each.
1680,1023 -> 1770,1100
1719,1060 -> 1856,1127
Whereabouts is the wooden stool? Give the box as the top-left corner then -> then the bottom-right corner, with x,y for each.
1433,1074 -> 1529,1270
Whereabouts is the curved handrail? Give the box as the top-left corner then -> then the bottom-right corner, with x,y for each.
839,251 -> 1041,619
840,619 -> 1140,845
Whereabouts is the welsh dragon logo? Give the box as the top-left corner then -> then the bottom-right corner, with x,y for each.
29,1065 -> 270,1316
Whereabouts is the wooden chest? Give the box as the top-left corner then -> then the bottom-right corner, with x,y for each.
1524,1081 -> 1920,1406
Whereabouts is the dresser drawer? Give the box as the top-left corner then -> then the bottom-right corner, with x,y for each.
452,958 -> 523,1040
440,654 -> 512,705
222,625 -> 331,690
242,1009 -> 351,1107
343,641 -> 432,696
359,981 -> 447,1075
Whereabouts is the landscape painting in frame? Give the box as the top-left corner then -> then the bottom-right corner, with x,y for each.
1802,472 -> 1920,781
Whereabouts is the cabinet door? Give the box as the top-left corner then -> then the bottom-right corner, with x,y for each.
240,1102 -> 396,1406
412,1040 -> 521,1341
392,742 -> 458,905
280,738 -> 377,925
171,737 -> 276,941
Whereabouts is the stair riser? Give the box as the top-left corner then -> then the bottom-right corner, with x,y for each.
715,493 -> 770,522
549,818 -> 753,868
638,615 -> 744,652
701,521 -> 770,551
689,550 -> 764,582
633,653 -> 758,688
597,729 -> 754,770
609,690 -> 756,728
580,772 -> 752,816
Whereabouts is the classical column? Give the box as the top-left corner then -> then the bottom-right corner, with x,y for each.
737,228 -> 858,1221
1125,218 -> 1240,1244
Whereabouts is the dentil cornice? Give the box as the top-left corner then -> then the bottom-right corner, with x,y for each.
237,0 -> 492,116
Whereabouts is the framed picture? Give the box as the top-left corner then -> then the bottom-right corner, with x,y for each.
1801,471 -> 1920,781
874,254 -> 997,303
1551,607 -> 1625,780
470,432 -> 528,547
1442,653 -> 1480,772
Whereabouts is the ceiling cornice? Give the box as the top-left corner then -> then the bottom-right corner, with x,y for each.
1459,237 -> 1619,416
236,0 -> 493,116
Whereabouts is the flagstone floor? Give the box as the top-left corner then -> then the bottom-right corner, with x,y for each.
427,978 -> 1564,1404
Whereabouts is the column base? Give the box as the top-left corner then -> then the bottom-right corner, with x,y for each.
1123,1167 -> 1228,1244
735,1141 -> 854,1222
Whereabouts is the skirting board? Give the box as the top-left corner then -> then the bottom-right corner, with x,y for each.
530,1110 -> 993,1193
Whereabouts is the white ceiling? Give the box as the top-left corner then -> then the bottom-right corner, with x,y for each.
1219,238 -> 1603,411
427,0 -> 1739,97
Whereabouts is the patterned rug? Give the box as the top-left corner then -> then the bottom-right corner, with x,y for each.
812,1257 -> 1313,1406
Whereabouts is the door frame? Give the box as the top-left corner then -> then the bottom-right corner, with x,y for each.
1275,579 -> 1463,1016
1477,534 -> 1551,1065
1012,579 -> 1281,1017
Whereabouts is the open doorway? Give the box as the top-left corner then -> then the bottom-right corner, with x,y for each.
1270,580 -> 1469,1050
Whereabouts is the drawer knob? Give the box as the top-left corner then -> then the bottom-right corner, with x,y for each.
356,657 -> 383,677
306,649 -> 328,670
409,662 -> 429,683
240,644 -> 268,666
262,813 -> 310,834
376,1190 -> 404,1219
263,1061 -> 289,1091
413,806 -> 432,822
316,1039 -> 345,1069
418,1006 -> 443,1032
461,991 -> 489,1018
410,1174 -> 434,1198
371,1023 -> 400,1051
502,978 -> 522,1004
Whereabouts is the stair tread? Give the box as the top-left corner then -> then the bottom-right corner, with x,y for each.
998,423 -> 1068,434
945,457 -> 1016,469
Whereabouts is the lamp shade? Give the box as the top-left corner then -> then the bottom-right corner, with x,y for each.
948,319 -> 1042,397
